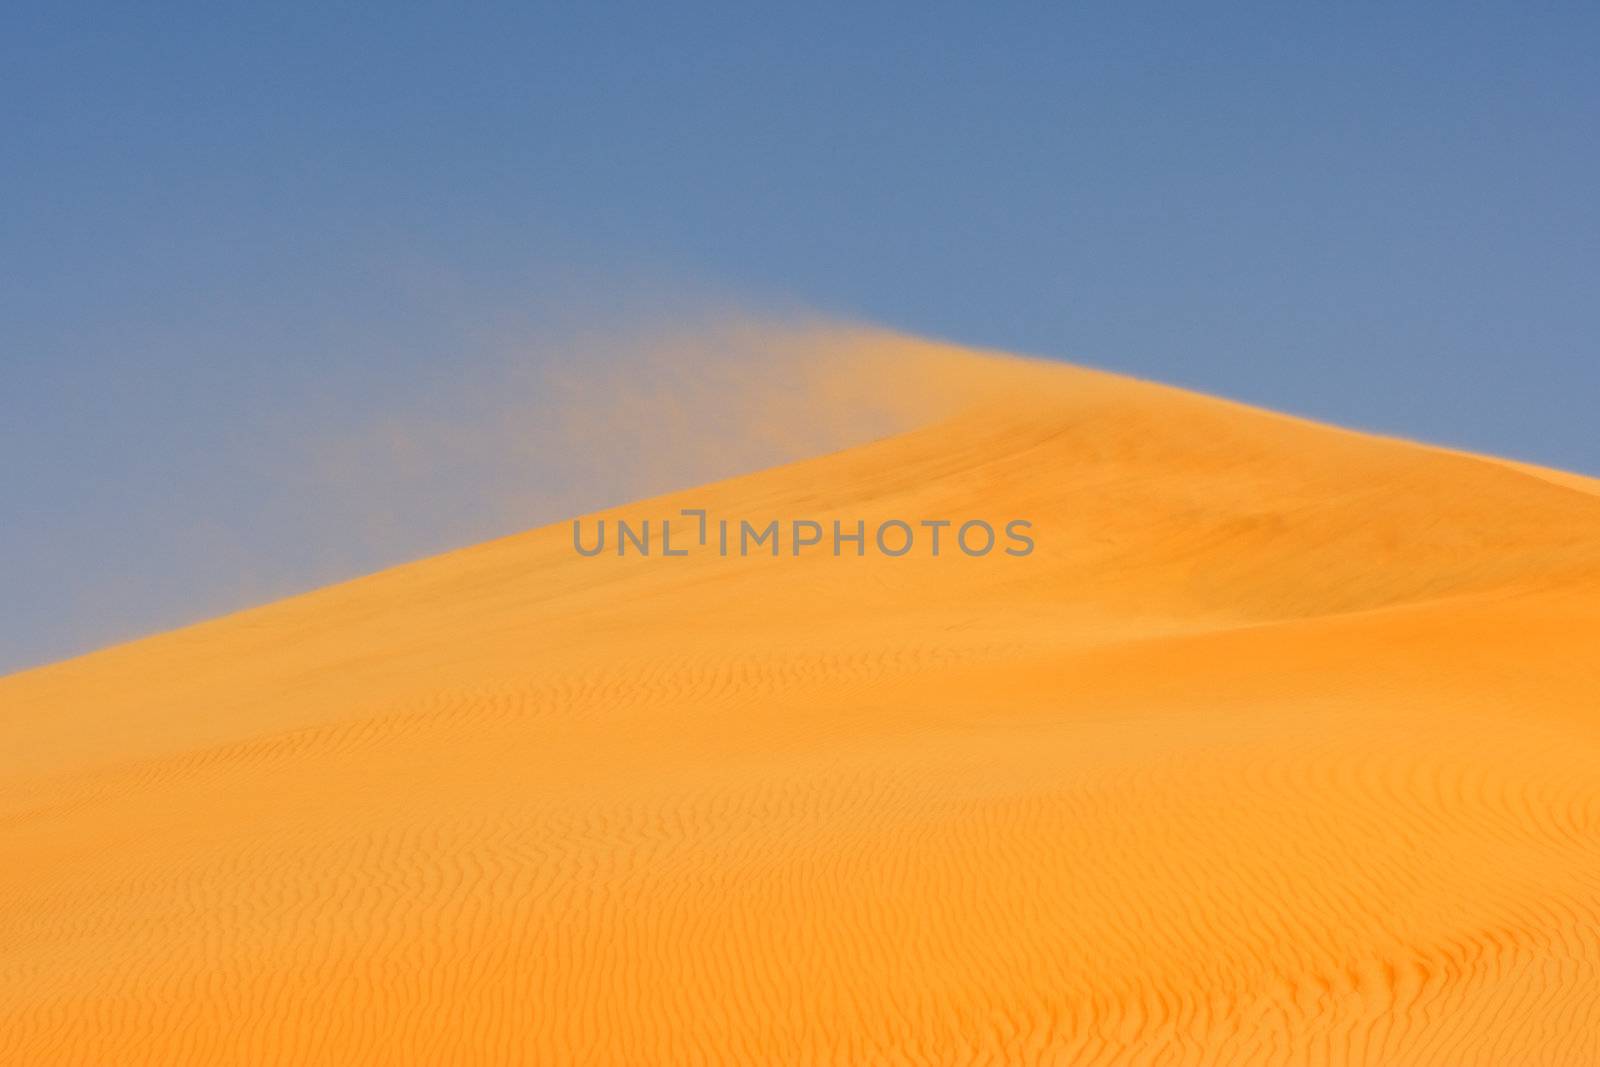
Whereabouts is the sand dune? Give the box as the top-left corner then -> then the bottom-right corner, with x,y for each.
4,332 -> 1599,1065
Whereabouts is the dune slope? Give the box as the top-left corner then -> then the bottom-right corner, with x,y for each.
4,333 -> 1599,1065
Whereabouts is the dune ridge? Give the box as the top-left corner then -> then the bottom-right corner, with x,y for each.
3,331 -> 1599,1065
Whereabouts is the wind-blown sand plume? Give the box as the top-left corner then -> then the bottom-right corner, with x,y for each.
3,329 -> 1599,1065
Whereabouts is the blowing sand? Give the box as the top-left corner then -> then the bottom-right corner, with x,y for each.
3,332 -> 1598,1065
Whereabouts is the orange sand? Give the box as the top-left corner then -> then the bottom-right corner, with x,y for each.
4,333 -> 1599,1065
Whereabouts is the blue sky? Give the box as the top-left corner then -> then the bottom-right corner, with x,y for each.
4,3 -> 1598,671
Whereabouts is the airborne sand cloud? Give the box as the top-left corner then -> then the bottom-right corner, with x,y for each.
1,308 -> 954,674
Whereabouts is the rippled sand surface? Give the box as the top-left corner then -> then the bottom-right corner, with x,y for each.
5,334 -> 1599,1064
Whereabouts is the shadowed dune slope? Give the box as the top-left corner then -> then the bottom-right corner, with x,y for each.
4,332 -> 1600,1065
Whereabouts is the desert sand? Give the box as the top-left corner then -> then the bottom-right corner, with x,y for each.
3,331 -> 1598,1065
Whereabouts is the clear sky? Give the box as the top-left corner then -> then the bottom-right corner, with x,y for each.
5,3 -> 1599,672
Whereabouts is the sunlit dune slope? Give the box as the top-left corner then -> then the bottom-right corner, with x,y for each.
4,331 -> 1599,1066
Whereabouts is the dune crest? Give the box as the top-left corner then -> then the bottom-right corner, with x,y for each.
4,330 -> 1599,1065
